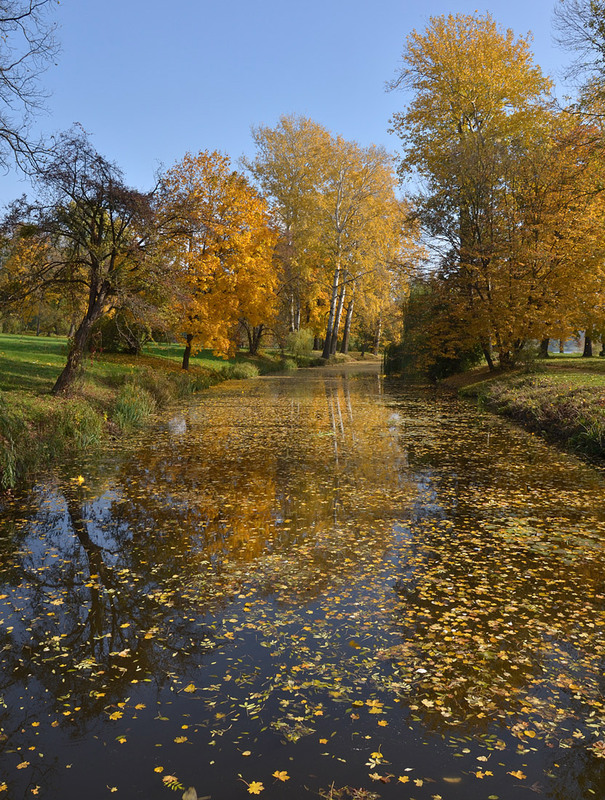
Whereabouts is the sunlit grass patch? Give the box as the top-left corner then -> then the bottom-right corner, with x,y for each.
482,374 -> 605,457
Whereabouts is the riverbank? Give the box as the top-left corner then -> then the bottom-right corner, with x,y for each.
0,334 -> 289,489
441,356 -> 605,459
0,334 -> 376,488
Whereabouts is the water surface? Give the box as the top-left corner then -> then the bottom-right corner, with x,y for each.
1,364 -> 604,799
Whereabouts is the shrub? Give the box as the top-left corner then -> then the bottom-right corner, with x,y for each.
221,363 -> 260,380
484,376 -> 605,458
286,328 -> 314,359
0,394 -> 106,488
0,399 -> 23,489
131,368 -> 175,407
277,358 -> 297,373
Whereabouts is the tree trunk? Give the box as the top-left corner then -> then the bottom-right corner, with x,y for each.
329,278 -> 347,356
559,339 -> 565,353
372,314 -> 382,356
182,333 -> 194,370
539,338 -> 549,358
583,333 -> 593,358
481,340 -> 495,371
340,294 -> 355,354
313,336 -> 321,351
322,266 -> 341,359
248,325 -> 263,356
52,316 -> 96,394
498,350 -> 514,370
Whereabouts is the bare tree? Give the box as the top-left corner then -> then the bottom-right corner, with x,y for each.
0,0 -> 59,169
554,0 -> 605,81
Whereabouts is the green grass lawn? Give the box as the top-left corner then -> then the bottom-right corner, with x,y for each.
0,334 -> 280,395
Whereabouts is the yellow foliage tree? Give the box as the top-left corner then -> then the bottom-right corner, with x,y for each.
389,12 -> 605,368
244,115 -> 332,341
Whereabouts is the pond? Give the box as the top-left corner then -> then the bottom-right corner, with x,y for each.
1,363 -> 605,799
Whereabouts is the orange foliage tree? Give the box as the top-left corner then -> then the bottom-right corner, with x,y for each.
158,151 -> 279,366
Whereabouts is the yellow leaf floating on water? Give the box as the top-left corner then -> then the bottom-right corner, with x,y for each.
183,683 -> 196,693
16,762 -> 29,769
174,736 -> 188,744
154,767 -> 164,773
508,770 -> 527,780
398,776 -> 409,784
247,781 -> 264,794
272,771 -> 289,782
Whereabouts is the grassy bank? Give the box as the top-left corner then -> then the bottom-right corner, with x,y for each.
446,355 -> 605,460
0,334 -> 296,489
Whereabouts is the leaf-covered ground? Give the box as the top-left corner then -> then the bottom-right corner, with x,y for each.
0,365 -> 604,799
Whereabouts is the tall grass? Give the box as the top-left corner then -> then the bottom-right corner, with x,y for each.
112,383 -> 157,430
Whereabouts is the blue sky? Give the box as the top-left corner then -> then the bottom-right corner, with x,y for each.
2,0 -> 572,205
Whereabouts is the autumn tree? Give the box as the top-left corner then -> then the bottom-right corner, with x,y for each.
246,116 -> 422,357
244,115 -> 332,340
0,129 -> 161,393
319,148 -> 422,358
388,13 -> 605,368
158,150 -> 278,367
